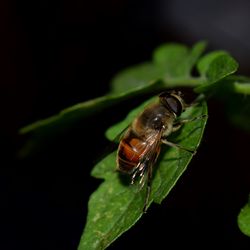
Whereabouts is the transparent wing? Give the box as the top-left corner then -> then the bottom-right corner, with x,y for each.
130,130 -> 163,188
130,130 -> 164,212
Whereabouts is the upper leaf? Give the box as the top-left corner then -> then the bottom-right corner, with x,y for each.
19,41 -> 243,159
21,41 -> 234,141
195,51 -> 239,93
153,43 -> 189,77
153,41 -> 206,78
18,80 -> 164,157
19,42 -> 241,139
110,62 -> 162,94
110,41 -> 206,94
20,81 -> 163,135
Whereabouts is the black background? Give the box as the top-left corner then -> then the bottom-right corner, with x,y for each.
1,0 -> 250,249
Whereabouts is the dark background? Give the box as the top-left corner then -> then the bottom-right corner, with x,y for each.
1,0 -> 250,249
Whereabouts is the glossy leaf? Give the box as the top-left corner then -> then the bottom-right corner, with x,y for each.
78,97 -> 208,250
153,41 -> 206,78
110,62 -> 162,94
110,41 -> 206,94
18,80 -> 164,157
153,43 -> 189,77
19,42 -> 208,157
195,51 -> 238,93
19,41 -> 239,138
20,81 -> 163,135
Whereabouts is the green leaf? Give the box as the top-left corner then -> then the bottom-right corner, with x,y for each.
19,42 -> 208,157
238,200 -> 250,237
79,164 -> 147,250
18,80 -> 164,158
153,41 -> 206,78
153,43 -> 189,77
78,97 -> 208,250
110,41 -> 206,94
22,41 -> 244,160
110,62 -> 162,94
197,51 -> 226,77
153,102 -> 207,203
20,42 -> 206,136
20,80 -> 163,135
195,51 -> 238,93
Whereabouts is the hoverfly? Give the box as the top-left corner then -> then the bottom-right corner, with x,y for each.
116,90 -> 198,212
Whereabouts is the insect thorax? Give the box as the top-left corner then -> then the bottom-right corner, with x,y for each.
132,103 -> 175,137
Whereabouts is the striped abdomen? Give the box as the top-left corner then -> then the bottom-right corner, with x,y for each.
117,134 -> 148,174
117,102 -> 172,174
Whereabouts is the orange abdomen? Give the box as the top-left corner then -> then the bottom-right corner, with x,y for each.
117,137 -> 147,173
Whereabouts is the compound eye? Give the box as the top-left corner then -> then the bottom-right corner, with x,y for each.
166,96 -> 182,116
159,92 -> 183,116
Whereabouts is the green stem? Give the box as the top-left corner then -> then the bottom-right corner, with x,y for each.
233,82 -> 250,95
166,77 -> 203,87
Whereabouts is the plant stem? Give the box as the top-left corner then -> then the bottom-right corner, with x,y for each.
233,82 -> 250,95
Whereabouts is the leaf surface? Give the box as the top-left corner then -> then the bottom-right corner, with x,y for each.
78,98 -> 208,250
195,51 -> 238,93
110,41 -> 207,94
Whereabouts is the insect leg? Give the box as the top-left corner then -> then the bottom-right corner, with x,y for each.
143,165 -> 152,213
131,167 -> 140,185
173,114 -> 207,132
161,138 -> 196,154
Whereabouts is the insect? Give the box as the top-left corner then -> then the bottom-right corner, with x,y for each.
116,90 -> 197,212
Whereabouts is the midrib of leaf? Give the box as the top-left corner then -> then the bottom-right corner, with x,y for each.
79,178 -> 144,250
20,80 -> 164,135
98,193 -> 142,249
91,190 -> 139,249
